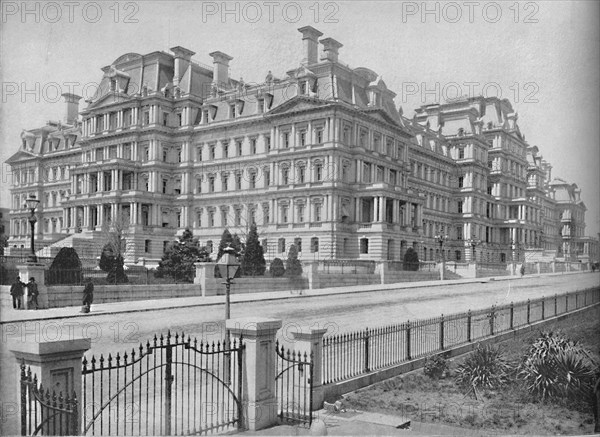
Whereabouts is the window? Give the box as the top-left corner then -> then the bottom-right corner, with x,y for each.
282,168 -> 289,185
162,179 -> 168,194
208,176 -> 215,192
363,163 -> 372,183
222,174 -> 228,191
144,240 -> 151,253
311,237 -> 319,253
177,149 -> 182,163
143,147 -> 150,161
250,138 -> 257,154
487,185 -> 493,195
235,174 -> 242,190
376,166 -> 383,182
96,148 -> 104,161
162,149 -> 168,162
265,136 -> 271,151
236,140 -> 242,156
264,169 -> 270,186
455,250 -> 462,261
315,163 -> 323,182
294,237 -> 302,252
208,210 -> 215,227
390,170 -> 397,186
250,209 -> 256,225
297,204 -> 305,222
206,240 -> 213,253
458,147 -> 465,159
457,201 -> 463,213
297,166 -> 305,183
177,113 -> 183,126
230,105 -> 236,118
222,210 -> 228,227
209,145 -> 216,160
278,238 -> 286,253
315,129 -> 323,144
458,176 -> 464,188
196,178 -> 202,193
281,205 -> 289,223
283,132 -> 290,148
456,226 -> 463,240
314,204 -> 322,222
143,111 -> 150,125
299,131 -> 306,146
235,209 -> 242,226
223,143 -> 229,158
249,172 -> 256,189
163,112 -> 169,126
360,238 -> 369,254
196,147 -> 202,162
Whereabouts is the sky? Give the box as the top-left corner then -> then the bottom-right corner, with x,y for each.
1,0 -> 598,235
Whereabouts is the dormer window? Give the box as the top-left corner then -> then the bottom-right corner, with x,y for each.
300,81 -> 308,95
230,104 -> 236,118
257,98 -> 264,114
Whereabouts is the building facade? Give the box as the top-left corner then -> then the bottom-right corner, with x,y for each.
5,26 -> 598,264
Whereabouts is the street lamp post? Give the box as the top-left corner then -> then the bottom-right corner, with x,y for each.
216,245 -> 240,384
469,236 -> 481,264
25,195 -> 40,263
434,233 -> 448,280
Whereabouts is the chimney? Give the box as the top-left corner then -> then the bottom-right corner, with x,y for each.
298,26 -> 323,66
209,51 -> 233,88
171,46 -> 196,87
62,93 -> 82,125
320,37 -> 343,63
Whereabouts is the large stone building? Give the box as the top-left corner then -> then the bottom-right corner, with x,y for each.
5,26 -> 598,265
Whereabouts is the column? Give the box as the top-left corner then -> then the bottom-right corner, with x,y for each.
379,197 -> 385,223
373,197 -> 379,222
355,197 -> 361,222
225,318 -> 282,431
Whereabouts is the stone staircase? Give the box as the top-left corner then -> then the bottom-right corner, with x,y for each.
35,232 -> 103,260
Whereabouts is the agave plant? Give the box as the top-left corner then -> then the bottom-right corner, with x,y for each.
519,331 -> 596,401
455,344 -> 511,389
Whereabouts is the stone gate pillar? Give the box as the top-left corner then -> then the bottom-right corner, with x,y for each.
226,317 -> 282,431
9,336 -> 92,434
291,327 -> 328,410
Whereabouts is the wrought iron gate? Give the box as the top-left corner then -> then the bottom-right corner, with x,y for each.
20,364 -> 79,436
82,331 -> 243,435
275,341 -> 313,426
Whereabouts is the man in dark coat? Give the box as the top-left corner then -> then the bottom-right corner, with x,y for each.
81,279 -> 94,313
10,277 -> 25,309
27,277 -> 39,309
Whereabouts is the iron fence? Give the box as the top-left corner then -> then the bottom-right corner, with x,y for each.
82,331 -> 243,436
322,288 -> 600,385
275,341 -> 313,426
318,260 -> 376,274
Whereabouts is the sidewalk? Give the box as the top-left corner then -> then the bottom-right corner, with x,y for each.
0,271 -> 590,324
239,409 -> 490,436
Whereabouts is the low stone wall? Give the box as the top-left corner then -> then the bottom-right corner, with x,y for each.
317,274 -> 379,288
476,268 -> 510,278
46,283 -> 203,308
45,277 -> 309,308
385,270 -> 440,283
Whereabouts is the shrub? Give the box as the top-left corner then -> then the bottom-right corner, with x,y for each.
518,331 -> 596,402
241,224 -> 266,277
455,344 -> 511,389
157,229 -> 203,283
424,354 -> 449,379
270,258 -> 285,277
47,247 -> 83,285
403,247 -> 420,271
285,244 -> 302,277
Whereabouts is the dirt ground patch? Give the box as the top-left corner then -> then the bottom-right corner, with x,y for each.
343,305 -> 600,435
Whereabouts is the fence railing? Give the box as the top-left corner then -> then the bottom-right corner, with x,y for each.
322,288 -> 600,385
318,260 -> 377,274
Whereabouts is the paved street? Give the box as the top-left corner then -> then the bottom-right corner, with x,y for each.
1,272 -> 598,435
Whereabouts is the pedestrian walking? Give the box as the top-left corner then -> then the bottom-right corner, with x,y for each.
519,263 -> 526,277
81,279 -> 94,313
27,277 -> 39,310
9,277 -> 25,309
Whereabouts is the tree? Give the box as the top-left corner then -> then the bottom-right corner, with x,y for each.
241,223 -> 266,276
403,247 -> 420,271
285,244 -> 303,277
156,228 -> 203,282
0,234 -> 7,256
270,258 -> 285,277
48,247 -> 83,285
100,213 -> 129,284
